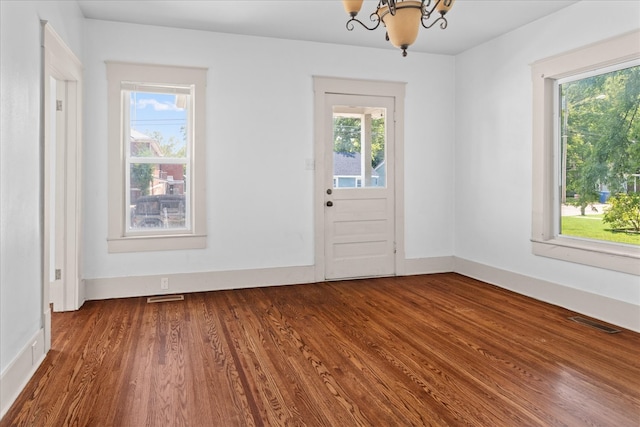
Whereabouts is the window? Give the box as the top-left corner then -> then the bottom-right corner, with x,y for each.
531,31 -> 640,275
107,62 -> 207,252
558,63 -> 640,245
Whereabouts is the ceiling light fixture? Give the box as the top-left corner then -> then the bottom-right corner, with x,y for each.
342,0 -> 455,57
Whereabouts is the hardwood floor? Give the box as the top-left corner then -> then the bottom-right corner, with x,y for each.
2,273 -> 639,426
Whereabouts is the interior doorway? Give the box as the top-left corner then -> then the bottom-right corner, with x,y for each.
42,22 -> 84,351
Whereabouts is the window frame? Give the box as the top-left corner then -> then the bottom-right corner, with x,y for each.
531,30 -> 640,275
106,62 -> 207,253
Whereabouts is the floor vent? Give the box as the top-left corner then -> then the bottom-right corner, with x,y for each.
147,295 -> 185,304
569,316 -> 621,334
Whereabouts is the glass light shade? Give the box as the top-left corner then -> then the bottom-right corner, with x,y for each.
378,1 -> 422,49
436,0 -> 455,15
343,0 -> 364,16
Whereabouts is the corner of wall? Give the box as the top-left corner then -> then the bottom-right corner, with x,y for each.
453,257 -> 640,333
404,256 -> 455,275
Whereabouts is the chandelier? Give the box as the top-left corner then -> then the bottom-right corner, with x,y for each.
342,0 -> 455,57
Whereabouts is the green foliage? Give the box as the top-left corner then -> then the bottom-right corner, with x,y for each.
131,162 -> 154,196
148,130 -> 186,157
602,193 -> 640,232
333,117 -> 360,153
563,65 -> 640,206
333,116 -> 385,168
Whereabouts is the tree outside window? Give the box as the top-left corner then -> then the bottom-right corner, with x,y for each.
560,63 -> 640,244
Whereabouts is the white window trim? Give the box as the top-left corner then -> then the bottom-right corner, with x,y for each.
106,62 -> 207,253
531,30 -> 640,275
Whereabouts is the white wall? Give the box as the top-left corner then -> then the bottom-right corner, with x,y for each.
0,0 -> 83,409
82,20 -> 456,284
454,2 -> 640,313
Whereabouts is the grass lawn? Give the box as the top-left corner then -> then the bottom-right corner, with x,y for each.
561,214 -> 640,245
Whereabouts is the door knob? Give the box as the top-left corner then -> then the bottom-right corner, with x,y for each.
326,201 -> 333,207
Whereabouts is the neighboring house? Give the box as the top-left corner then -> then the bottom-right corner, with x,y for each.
129,129 -> 185,202
625,173 -> 640,194
374,160 -> 386,187
156,164 -> 185,196
130,129 -> 162,157
333,151 -> 384,187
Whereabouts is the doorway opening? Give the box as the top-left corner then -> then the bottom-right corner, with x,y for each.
42,22 -> 83,352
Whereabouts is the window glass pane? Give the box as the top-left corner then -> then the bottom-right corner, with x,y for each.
332,107 -> 386,189
130,193 -> 186,229
129,163 -> 188,230
129,91 -> 187,159
126,89 -> 190,232
559,64 -> 640,246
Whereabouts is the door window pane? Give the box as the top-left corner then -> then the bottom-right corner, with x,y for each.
333,106 -> 386,188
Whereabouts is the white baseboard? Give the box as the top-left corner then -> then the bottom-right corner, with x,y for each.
84,257 -> 639,333
454,257 -> 640,333
404,256 -> 455,275
85,259 -> 460,301
85,265 -> 317,301
0,328 -> 46,419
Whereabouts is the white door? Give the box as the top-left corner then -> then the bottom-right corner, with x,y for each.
324,94 -> 396,280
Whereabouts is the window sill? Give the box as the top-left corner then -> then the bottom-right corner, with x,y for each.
531,237 -> 640,275
107,234 -> 206,253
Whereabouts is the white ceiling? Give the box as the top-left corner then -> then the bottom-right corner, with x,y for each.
77,0 -> 580,56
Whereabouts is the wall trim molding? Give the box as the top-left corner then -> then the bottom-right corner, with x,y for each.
85,258 -> 457,301
85,256 -> 638,333
1,328 -> 45,419
85,265 -> 317,301
453,257 -> 640,333
42,21 -> 84,315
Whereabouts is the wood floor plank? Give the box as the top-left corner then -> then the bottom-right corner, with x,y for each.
2,273 -> 639,426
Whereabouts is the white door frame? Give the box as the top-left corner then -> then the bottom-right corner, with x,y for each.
42,22 -> 84,351
313,76 -> 406,282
